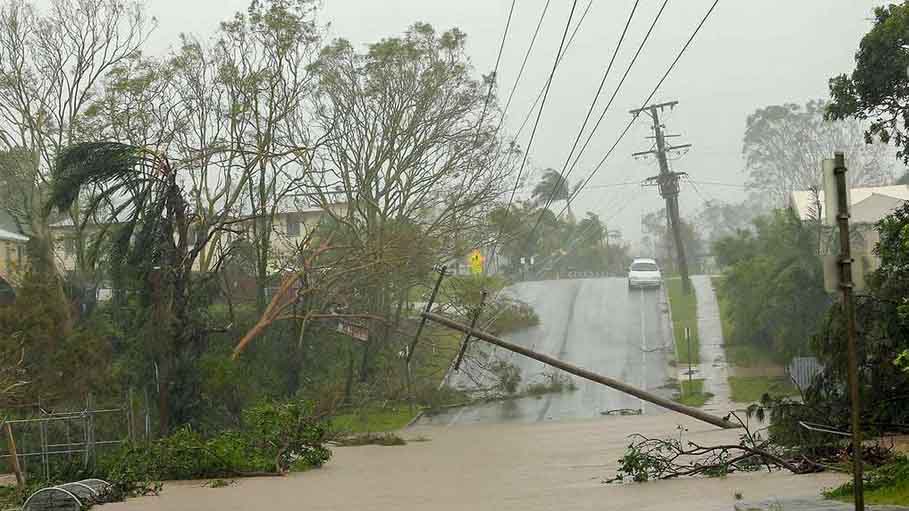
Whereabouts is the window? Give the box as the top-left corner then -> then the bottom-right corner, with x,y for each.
64,237 -> 76,256
631,262 -> 658,272
286,218 -> 301,237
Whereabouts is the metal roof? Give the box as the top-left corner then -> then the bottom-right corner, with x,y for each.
789,185 -> 909,222
0,227 -> 28,242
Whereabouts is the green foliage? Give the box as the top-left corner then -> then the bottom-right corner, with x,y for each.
828,3 -> 909,164
0,267 -> 117,405
712,210 -> 829,361
825,456 -> 909,505
489,359 -> 521,395
523,371 -> 577,397
330,406 -> 415,434
728,376 -> 798,404
609,440 -> 675,483
102,400 -> 330,491
242,400 -> 331,471
532,168 -> 574,206
488,202 -> 630,277
805,202 -> 909,430
674,379 -> 713,407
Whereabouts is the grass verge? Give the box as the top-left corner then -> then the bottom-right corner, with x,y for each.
673,378 -> 713,407
711,276 -> 784,368
728,376 -> 799,403
825,457 -> 909,506
666,277 -> 699,365
331,406 -> 416,433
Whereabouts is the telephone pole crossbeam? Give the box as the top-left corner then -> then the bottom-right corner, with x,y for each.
632,101 -> 691,293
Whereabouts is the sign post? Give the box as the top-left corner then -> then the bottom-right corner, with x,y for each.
685,327 -> 692,384
824,154 -> 865,511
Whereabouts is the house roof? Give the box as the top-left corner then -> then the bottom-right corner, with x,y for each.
0,209 -> 28,242
789,185 -> 909,223
851,193 -> 908,224
0,227 -> 28,242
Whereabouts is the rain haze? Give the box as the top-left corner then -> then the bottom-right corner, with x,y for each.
144,0 -> 885,247
4,0 -> 909,510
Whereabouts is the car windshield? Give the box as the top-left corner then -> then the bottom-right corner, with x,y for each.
631,262 -> 658,272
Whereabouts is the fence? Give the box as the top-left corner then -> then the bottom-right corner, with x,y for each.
1,394 -> 140,481
787,356 -> 824,391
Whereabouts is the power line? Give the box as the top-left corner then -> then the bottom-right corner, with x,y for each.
489,0 -> 580,266
475,0 -> 517,135
683,176 -> 714,204
558,0 -> 721,221
505,0 -> 595,141
524,0 -> 668,246
689,179 -> 749,189
536,0 -> 642,216
558,0 -> 670,188
497,0 -> 552,129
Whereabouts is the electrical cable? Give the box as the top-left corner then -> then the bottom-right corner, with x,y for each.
556,0 -> 721,222
525,0 -> 668,247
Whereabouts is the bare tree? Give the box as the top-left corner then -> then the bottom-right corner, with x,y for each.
0,0 -> 154,288
743,100 -> 897,205
307,23 -> 515,380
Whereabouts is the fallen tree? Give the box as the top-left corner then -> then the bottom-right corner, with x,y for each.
605,412 -> 897,483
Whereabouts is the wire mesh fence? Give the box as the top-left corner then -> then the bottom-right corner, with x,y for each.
1,390 -> 152,482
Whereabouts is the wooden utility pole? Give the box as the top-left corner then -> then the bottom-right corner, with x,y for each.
4,422 -> 24,489
422,311 -> 739,429
832,152 -> 864,511
454,290 -> 487,371
632,101 -> 692,293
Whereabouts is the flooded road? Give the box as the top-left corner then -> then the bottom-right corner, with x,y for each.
107,278 -> 845,511
108,415 -> 846,511
422,277 -> 675,425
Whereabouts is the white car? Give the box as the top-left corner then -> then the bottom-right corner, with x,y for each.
628,258 -> 662,289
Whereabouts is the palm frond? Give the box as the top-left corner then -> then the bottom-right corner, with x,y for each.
48,142 -> 148,214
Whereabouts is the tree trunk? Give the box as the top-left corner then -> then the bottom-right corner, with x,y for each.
344,344 -> 355,403
156,358 -> 170,437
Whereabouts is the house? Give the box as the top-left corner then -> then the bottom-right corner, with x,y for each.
0,210 -> 28,303
789,184 -> 909,263
47,202 -> 347,274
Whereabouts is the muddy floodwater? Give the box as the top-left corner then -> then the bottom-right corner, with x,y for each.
106,414 -> 846,511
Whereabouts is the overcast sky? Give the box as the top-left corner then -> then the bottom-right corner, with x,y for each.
143,0 -> 884,247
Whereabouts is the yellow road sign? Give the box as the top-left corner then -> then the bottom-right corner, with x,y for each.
468,249 -> 484,274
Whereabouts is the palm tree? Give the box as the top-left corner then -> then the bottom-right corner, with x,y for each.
48,142 -> 200,435
531,168 -> 580,218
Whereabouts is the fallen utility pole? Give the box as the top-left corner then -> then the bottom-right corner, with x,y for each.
422,311 -> 739,430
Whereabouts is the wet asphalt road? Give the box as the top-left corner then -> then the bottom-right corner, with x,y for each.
420,277 -> 674,426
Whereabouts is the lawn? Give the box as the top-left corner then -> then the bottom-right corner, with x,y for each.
330,406 -> 416,433
666,277 -> 699,365
674,378 -> 713,407
728,376 -> 800,403
826,458 -> 909,506
329,327 -> 464,433
711,276 -> 784,368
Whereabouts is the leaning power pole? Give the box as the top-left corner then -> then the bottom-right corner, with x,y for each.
631,101 -> 692,294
